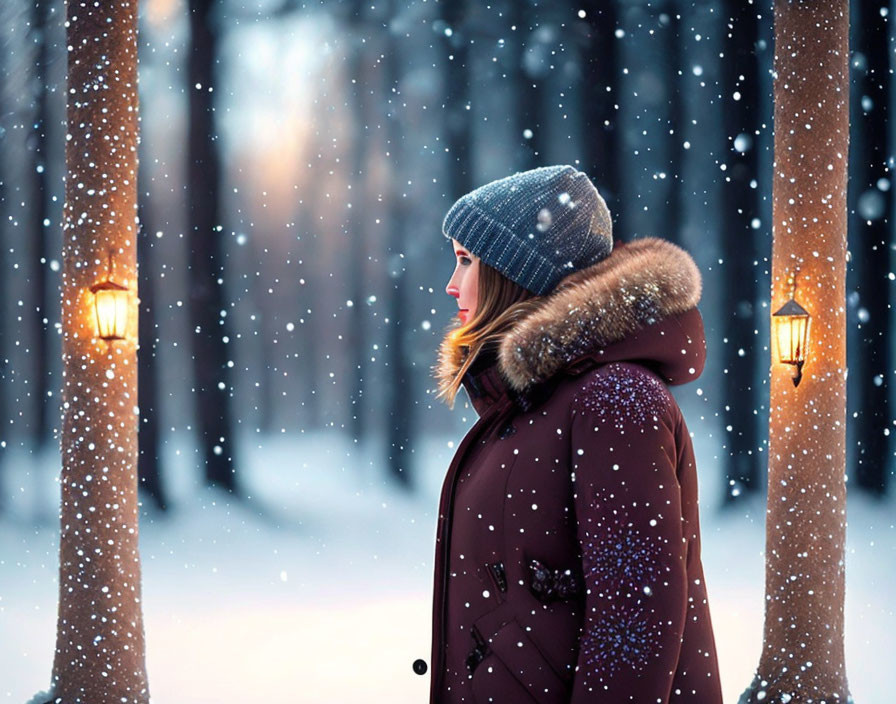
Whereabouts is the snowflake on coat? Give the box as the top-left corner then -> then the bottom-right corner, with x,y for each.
572,363 -> 670,430
581,504 -> 664,597
579,601 -> 663,681
576,491 -> 666,685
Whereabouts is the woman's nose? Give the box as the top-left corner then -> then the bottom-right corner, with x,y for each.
446,284 -> 460,299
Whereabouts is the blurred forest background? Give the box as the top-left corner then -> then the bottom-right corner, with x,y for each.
0,0 -> 893,516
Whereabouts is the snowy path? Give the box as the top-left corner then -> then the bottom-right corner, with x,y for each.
1,430 -> 893,703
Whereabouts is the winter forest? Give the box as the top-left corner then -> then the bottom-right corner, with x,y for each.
0,0 -> 893,701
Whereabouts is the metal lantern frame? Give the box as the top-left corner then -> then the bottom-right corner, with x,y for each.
772,272 -> 811,387
89,250 -> 130,342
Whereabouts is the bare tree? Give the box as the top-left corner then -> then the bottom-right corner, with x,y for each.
1,0 -> 41,461
46,0 -> 149,699
512,0 -> 546,169
719,0 -> 764,503
137,181 -> 167,511
0,3 -> 9,511
342,0 -> 374,441
740,1 -> 851,701
577,0 -> 622,236
442,0 -> 473,198
662,4 -> 685,245
28,0 -> 54,447
187,0 -> 238,493
382,0 -> 414,487
846,0 -> 891,496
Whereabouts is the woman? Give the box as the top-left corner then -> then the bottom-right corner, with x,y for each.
427,165 -> 723,703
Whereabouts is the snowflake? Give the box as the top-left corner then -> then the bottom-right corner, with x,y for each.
575,487 -> 668,684
581,514 -> 663,597
579,602 -> 662,682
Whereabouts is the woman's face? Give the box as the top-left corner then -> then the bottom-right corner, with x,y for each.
446,238 -> 479,324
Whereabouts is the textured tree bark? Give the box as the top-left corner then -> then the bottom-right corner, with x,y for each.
51,0 -> 149,701
740,1 -> 851,702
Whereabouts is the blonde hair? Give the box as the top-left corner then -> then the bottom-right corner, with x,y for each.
435,261 -> 540,407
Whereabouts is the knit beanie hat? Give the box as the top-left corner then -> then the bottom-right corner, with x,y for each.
442,165 -> 613,296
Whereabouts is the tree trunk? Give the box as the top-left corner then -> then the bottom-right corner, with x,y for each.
0,10 -> 8,511
29,0 -> 53,448
443,0 -> 473,198
290,123 -> 326,430
49,0 -> 149,699
248,231 -> 275,433
847,0 -> 891,496
739,2 -> 851,701
663,4 -> 685,246
720,0 -> 763,503
512,0 -> 546,170
383,0 -> 414,488
580,0 -> 622,238
344,0 -> 371,441
137,184 -> 167,511
188,0 -> 238,492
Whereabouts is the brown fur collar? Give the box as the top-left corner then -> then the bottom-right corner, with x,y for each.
440,236 -> 703,394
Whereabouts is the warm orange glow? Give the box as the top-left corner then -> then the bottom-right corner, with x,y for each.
91,283 -> 130,341
89,251 -> 131,342
772,297 -> 810,387
145,0 -> 180,29
772,298 -> 811,364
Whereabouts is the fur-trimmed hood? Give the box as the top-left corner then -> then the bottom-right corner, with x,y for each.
444,236 -> 707,398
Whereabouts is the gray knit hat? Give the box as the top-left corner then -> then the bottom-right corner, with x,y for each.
442,165 -> 613,295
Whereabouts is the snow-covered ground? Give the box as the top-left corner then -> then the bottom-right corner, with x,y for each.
1,428 -> 893,703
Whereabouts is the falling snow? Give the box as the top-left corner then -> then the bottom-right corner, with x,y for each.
0,1 -> 892,702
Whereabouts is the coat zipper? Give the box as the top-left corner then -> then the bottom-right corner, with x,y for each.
432,399 -> 512,699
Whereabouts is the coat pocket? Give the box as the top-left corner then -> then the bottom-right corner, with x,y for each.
470,603 -> 569,704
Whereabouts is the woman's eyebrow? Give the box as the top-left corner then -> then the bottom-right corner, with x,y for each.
455,248 -> 469,256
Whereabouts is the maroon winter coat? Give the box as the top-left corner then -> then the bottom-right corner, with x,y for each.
428,237 -> 723,703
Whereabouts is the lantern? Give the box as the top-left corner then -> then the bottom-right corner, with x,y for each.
90,250 -> 130,342
772,272 -> 811,387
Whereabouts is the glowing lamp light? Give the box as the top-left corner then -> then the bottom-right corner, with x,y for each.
89,251 -> 130,342
772,273 -> 811,388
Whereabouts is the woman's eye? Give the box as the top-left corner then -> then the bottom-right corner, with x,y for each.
459,256 -> 472,266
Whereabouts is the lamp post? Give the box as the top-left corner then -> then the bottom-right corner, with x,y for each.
771,272 -> 811,388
